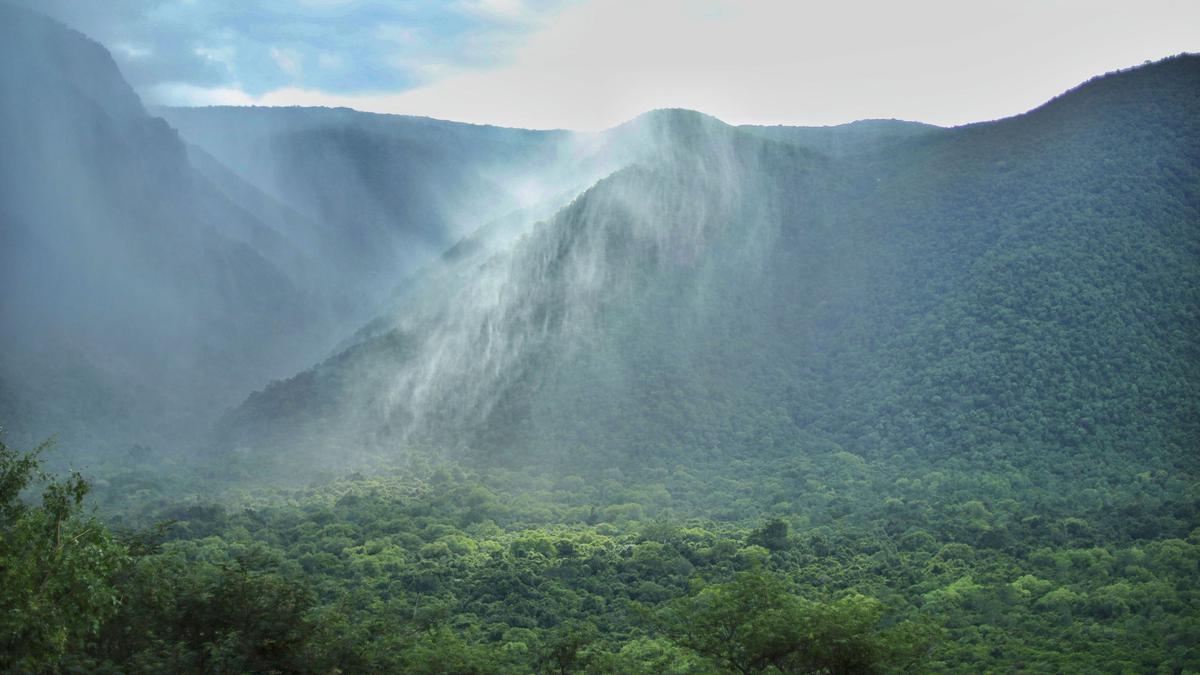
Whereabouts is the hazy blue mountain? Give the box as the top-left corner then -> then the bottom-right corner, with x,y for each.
0,5 -> 341,454
159,107 -> 947,314
156,106 -> 592,311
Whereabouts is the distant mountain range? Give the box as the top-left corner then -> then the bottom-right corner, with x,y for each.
0,4 -> 589,454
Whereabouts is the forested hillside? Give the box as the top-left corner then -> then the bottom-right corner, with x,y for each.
228,56 -> 1199,485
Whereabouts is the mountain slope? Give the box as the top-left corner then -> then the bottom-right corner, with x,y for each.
224,57 -> 1200,500
157,106 -> 590,311
740,118 -> 942,158
0,5 -> 340,454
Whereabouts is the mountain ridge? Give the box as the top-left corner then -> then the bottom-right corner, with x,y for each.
217,54 -> 1200,479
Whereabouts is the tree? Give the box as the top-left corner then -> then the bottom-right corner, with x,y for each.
0,436 -> 126,672
536,620 -> 599,674
657,570 -> 930,674
748,518 -> 790,552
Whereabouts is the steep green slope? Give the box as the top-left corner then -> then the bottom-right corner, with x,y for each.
227,56 -> 1199,488
222,109 -> 843,460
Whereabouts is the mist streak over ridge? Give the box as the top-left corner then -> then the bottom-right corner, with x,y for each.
324,111 -> 805,453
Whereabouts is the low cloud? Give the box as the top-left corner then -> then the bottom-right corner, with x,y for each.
17,0 -> 576,96
270,47 -> 304,78
20,0 -> 1200,130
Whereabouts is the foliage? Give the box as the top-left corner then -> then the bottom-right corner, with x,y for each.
0,437 -> 125,672
657,569 -> 930,674
11,447 -> 1189,673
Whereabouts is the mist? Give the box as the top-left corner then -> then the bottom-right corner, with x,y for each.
0,4 -> 640,459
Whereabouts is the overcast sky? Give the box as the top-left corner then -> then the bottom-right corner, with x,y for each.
22,0 -> 1200,130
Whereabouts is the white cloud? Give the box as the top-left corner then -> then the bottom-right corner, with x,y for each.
270,47 -> 304,78
455,0 -> 537,24
148,82 -> 258,106
384,54 -> 456,82
112,42 -> 152,60
153,0 -> 1200,130
374,23 -> 419,44
316,51 -> 346,70
194,44 -> 237,75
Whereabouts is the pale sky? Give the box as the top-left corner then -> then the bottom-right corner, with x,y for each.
23,0 -> 1200,130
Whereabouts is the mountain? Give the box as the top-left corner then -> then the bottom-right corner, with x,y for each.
0,5 -> 342,454
161,107 -> 941,316
156,106 -> 592,311
740,118 -> 941,158
4,4 -> 947,458
224,56 -> 1200,498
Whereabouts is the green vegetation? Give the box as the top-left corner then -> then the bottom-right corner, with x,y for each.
0,439 -> 124,671
167,59 -> 1198,672
4,433 -> 1197,673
